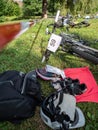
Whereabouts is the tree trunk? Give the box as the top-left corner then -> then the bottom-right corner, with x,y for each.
42,0 -> 47,18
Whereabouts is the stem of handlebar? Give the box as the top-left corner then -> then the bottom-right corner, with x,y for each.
55,10 -> 60,23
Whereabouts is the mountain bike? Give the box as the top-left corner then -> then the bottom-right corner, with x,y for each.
42,10 -> 98,64
45,14 -> 90,34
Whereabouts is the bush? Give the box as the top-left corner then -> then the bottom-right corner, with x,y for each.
0,16 -> 6,22
4,1 -> 21,16
23,0 -> 42,17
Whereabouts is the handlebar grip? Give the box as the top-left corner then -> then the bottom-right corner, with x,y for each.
55,10 -> 60,23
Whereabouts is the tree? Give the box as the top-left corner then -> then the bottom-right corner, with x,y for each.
54,0 -> 77,15
42,0 -> 48,18
48,0 -> 61,15
74,0 -> 98,15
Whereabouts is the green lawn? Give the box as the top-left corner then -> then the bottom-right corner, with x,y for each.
0,18 -> 98,130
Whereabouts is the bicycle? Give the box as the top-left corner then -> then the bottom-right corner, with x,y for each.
42,10 -> 98,64
45,14 -> 90,34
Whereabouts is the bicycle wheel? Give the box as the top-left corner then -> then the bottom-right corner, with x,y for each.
60,33 -> 82,45
60,33 -> 90,46
72,46 -> 98,64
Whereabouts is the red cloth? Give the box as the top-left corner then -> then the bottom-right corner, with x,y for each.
64,67 -> 98,103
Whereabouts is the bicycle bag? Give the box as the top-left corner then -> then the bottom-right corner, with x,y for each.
0,70 -> 42,123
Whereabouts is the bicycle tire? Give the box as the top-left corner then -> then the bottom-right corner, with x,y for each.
60,33 -> 90,46
72,46 -> 98,64
60,33 -> 83,45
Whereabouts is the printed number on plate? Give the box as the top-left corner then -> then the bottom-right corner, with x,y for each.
47,33 -> 62,52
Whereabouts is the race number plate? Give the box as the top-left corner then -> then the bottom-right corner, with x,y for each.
47,33 -> 62,52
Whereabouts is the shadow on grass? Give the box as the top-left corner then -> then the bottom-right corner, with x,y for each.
0,47 -> 43,72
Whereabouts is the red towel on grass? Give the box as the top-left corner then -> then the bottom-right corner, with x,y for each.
64,67 -> 98,103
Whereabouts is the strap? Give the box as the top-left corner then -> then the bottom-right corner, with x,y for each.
48,90 -> 64,117
0,80 -> 14,86
57,90 -> 64,106
48,92 -> 59,115
21,71 -> 37,94
56,112 -> 70,130
48,91 -> 71,130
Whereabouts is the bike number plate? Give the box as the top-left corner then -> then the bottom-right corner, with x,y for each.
47,33 -> 62,52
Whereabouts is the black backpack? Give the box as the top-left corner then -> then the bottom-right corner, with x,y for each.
0,70 -> 42,123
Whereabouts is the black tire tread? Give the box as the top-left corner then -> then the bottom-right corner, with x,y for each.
72,46 -> 98,64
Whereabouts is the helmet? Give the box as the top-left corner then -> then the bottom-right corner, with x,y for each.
40,91 -> 85,130
36,65 -> 66,81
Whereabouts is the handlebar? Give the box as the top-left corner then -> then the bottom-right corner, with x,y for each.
45,10 -> 61,35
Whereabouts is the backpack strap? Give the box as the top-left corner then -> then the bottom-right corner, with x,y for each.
21,70 -> 37,94
54,91 -> 70,130
60,113 -> 70,130
48,90 -> 66,116
0,80 -> 14,86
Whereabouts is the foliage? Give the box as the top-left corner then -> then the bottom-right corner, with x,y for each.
0,0 -> 6,16
48,0 -> 61,15
0,16 -> 6,22
47,0 -> 98,16
23,0 -> 42,17
4,1 -> 21,16
74,0 -> 98,15
0,0 -> 98,18
22,0 -> 98,17
0,0 -> 22,17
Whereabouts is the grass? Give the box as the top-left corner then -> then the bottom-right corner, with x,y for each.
0,17 -> 98,130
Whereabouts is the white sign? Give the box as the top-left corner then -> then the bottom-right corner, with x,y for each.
47,33 -> 62,52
